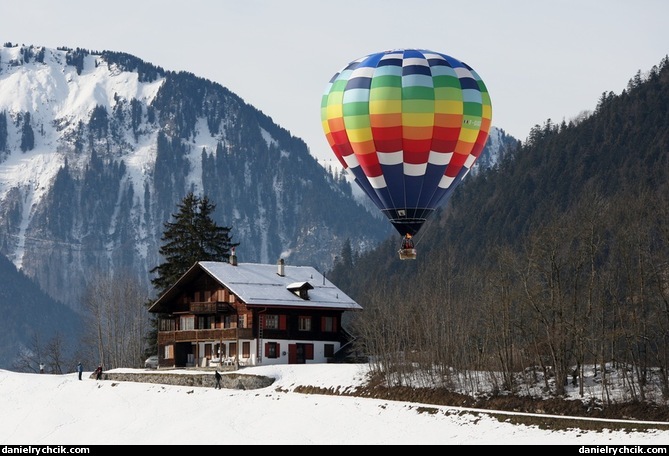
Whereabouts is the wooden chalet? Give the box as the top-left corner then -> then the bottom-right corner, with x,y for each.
148,252 -> 362,369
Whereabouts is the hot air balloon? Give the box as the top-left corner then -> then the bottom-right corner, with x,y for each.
320,49 -> 492,259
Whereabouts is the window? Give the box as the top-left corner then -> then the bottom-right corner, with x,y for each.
264,314 -> 278,329
324,344 -> 335,358
224,315 -> 235,329
180,315 -> 194,330
242,342 -> 250,358
159,319 -> 175,331
265,342 -> 279,359
238,314 -> 247,328
298,316 -> 311,331
322,316 -> 336,332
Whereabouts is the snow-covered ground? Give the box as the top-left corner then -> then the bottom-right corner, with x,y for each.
1,363 -> 667,445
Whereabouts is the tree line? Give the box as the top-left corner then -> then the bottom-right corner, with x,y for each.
342,185 -> 669,402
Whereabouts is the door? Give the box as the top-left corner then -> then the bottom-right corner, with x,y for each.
288,343 -> 306,364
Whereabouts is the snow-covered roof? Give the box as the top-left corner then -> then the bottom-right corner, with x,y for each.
200,261 -> 359,310
150,261 -> 362,312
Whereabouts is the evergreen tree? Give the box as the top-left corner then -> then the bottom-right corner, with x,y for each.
0,111 -> 8,152
150,191 -> 238,295
20,112 -> 34,152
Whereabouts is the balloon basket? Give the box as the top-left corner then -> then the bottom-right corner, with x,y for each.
398,248 -> 417,260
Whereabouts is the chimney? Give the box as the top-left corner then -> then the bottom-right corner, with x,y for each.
230,247 -> 237,266
277,258 -> 285,276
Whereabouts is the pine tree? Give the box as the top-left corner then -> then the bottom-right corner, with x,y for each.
20,112 -> 34,152
144,192 -> 238,358
150,191 -> 238,295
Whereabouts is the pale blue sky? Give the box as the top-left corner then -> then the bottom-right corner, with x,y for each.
3,1 -> 667,160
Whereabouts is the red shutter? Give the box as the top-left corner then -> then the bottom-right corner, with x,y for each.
305,344 -> 314,360
279,315 -> 287,330
264,342 -> 270,357
320,316 -> 338,332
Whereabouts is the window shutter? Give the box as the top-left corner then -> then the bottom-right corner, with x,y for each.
279,315 -> 287,330
305,344 -> 314,360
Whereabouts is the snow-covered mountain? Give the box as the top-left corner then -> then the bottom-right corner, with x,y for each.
0,43 -> 514,311
469,125 -> 518,175
0,43 -> 394,309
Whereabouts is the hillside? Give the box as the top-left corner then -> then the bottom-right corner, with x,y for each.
329,56 -> 669,404
0,252 -> 82,368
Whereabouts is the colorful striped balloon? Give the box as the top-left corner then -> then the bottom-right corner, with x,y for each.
321,49 -> 492,237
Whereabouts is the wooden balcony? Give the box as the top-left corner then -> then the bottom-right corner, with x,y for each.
158,327 -> 253,345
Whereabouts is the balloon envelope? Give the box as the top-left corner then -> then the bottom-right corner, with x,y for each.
321,49 -> 492,236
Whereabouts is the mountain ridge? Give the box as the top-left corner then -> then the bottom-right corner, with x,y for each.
0,44 -> 394,307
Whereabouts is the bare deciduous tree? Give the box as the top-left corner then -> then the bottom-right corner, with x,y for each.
81,271 -> 151,369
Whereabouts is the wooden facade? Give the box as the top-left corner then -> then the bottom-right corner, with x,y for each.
148,256 -> 361,369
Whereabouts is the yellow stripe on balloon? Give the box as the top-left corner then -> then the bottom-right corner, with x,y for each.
325,103 -> 343,120
346,127 -> 374,144
482,104 -> 492,119
402,112 -> 435,128
434,99 -> 463,115
369,99 -> 402,114
458,127 -> 480,143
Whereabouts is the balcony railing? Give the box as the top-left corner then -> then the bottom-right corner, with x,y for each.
158,327 -> 253,345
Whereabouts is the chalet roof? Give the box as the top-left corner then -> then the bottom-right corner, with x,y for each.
149,260 -> 362,313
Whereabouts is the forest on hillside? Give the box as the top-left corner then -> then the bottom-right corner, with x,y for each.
329,56 -> 669,404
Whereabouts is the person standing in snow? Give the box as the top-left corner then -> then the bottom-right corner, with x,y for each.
214,370 -> 222,389
95,365 -> 103,380
77,362 -> 83,380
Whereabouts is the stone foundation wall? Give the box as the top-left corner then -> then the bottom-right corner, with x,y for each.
92,370 -> 274,390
